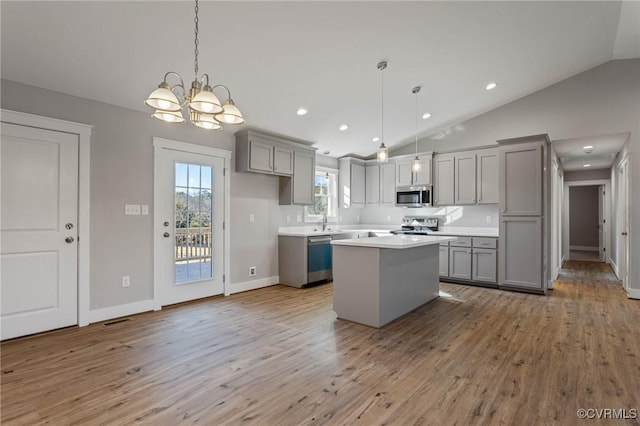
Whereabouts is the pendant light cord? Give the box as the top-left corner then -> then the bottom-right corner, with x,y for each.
415,88 -> 418,155
381,65 -> 384,145
193,0 -> 199,81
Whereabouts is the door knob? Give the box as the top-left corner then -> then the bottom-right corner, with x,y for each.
65,236 -> 75,243
163,232 -> 170,238
622,232 -> 628,236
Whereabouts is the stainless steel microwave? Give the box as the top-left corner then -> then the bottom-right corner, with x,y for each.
396,186 -> 432,207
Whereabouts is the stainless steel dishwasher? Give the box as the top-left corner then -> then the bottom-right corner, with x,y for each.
307,235 -> 333,283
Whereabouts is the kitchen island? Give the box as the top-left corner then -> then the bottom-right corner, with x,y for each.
331,235 -> 456,328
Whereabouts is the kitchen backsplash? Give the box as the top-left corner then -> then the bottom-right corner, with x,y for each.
279,204 -> 499,228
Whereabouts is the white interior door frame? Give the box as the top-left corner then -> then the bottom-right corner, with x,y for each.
1,109 -> 92,326
152,137 -> 231,311
562,178 -> 611,263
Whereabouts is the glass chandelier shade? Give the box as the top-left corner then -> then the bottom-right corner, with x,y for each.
144,0 -> 244,130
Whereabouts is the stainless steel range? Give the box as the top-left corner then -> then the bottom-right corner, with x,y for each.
391,216 -> 439,235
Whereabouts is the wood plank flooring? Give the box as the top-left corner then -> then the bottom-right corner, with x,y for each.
2,262 -> 639,425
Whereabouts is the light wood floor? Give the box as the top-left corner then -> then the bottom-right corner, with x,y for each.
2,262 -> 639,425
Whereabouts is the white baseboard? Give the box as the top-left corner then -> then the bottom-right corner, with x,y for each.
88,299 -> 155,324
570,245 -> 598,252
229,276 -> 280,295
609,257 -> 620,279
627,288 -> 640,300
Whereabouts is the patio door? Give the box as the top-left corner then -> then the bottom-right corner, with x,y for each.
1,122 -> 78,339
154,139 -> 228,306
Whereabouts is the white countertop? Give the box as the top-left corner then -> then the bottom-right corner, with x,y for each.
425,227 -> 499,238
331,235 -> 456,249
278,226 -> 398,237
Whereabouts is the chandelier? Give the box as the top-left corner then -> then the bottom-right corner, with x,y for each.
412,86 -> 421,172
144,0 -> 244,129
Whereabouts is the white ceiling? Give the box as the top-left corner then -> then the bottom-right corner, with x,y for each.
1,1 -> 639,159
553,132 -> 629,171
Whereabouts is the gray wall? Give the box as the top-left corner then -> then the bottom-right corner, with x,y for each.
359,204 -> 499,228
564,169 -> 610,181
569,186 -> 599,248
1,79 -> 283,309
392,59 -> 640,293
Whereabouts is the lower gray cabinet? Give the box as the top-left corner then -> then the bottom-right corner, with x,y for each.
472,248 -> 497,283
449,247 -> 472,280
499,216 -> 543,290
439,244 -> 449,277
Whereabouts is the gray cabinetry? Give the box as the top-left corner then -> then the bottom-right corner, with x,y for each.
395,156 -> 432,187
380,162 -> 396,205
280,149 -> 315,205
365,164 -> 380,205
439,243 -> 450,277
499,141 -> 542,216
477,149 -> 499,204
236,131 -> 294,176
499,217 -> 542,290
498,135 -> 548,294
449,247 -> 472,280
433,155 -> 454,205
454,153 -> 477,204
339,158 -> 365,208
472,248 -> 497,283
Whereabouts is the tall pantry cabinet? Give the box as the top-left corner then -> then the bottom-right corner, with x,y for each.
498,134 -> 550,294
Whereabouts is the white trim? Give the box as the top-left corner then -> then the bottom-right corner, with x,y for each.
609,257 -> 620,279
88,299 -> 154,324
627,288 -> 640,300
229,276 -> 280,294
152,137 -> 232,307
570,245 -> 598,252
1,109 -> 92,327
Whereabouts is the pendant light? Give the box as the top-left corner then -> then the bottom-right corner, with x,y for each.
376,61 -> 389,163
144,0 -> 244,129
411,86 -> 421,173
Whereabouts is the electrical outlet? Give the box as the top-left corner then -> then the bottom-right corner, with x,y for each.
249,214 -> 255,223
286,215 -> 291,223
297,215 -> 302,223
249,266 -> 257,277
486,215 -> 492,224
122,276 -> 130,287
386,216 -> 391,222
141,205 -> 149,215
356,215 -> 360,222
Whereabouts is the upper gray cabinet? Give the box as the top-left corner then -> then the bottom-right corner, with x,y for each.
236,131 -> 296,176
365,161 -> 396,206
476,149 -> 499,204
235,130 -> 316,206
434,148 -> 499,206
365,163 -> 380,205
454,152 -> 477,204
339,157 -> 365,208
499,141 -> 543,216
395,156 -> 431,187
433,154 -> 454,205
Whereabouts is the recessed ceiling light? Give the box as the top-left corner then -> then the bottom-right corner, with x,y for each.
583,145 -> 594,153
372,137 -> 380,142
422,112 -> 432,119
485,82 -> 497,91
323,150 -> 330,155
583,164 -> 591,168
339,124 -> 349,131
296,108 -> 308,116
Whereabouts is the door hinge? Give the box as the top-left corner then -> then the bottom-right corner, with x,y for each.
223,168 -> 226,177
604,247 -> 606,252
223,221 -> 225,230
223,274 -> 226,283
603,219 -> 606,223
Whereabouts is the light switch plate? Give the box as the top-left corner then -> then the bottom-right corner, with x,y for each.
249,214 -> 255,223
125,204 -> 141,215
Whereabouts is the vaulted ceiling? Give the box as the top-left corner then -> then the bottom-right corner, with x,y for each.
2,1 -> 638,159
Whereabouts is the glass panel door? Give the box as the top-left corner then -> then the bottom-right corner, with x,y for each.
174,163 -> 213,284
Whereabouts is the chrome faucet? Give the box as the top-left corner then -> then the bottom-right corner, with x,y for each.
322,213 -> 328,231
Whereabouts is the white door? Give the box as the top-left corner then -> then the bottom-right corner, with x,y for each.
598,185 -> 605,262
619,161 -> 629,291
155,147 -> 225,306
1,123 -> 78,340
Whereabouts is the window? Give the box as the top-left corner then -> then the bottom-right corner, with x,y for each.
305,167 -> 338,221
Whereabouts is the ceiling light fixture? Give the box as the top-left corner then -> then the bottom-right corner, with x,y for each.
412,86 -> 422,173
339,124 -> 349,131
486,82 -> 498,90
144,0 -> 244,129
377,61 -> 389,163
583,145 -> 594,153
422,112 -> 432,120
372,137 -> 380,143
583,164 -> 592,168
297,108 -> 308,116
